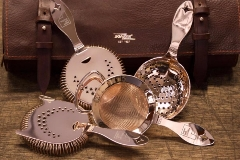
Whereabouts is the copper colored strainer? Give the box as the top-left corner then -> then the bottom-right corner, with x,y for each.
135,1 -> 193,119
75,1 -> 214,146
76,74 -> 214,146
97,82 -> 150,131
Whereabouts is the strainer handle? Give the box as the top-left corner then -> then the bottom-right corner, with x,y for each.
50,0 -> 84,52
74,70 -> 105,112
167,1 -> 193,58
87,125 -> 149,146
153,114 -> 214,146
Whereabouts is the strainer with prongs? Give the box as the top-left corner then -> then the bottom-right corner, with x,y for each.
50,0 -> 124,110
16,95 -> 149,156
135,1 -> 193,119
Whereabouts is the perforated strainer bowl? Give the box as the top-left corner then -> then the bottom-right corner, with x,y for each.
135,1 -> 193,119
74,1 -> 214,146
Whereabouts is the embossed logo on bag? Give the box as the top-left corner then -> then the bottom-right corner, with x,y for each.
114,33 -> 136,43
59,12 -> 71,28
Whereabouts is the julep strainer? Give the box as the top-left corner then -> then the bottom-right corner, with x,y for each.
135,1 -> 193,119
75,72 -> 214,146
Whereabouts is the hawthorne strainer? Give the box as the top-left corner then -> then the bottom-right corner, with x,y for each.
16,96 -> 149,156
50,0 -> 124,110
135,1 -> 193,119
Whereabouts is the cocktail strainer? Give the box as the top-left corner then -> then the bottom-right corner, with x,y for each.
16,96 -> 149,156
76,74 -> 214,146
135,1 -> 193,119
50,0 -> 124,110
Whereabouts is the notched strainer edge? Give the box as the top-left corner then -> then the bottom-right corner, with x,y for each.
60,46 -> 125,110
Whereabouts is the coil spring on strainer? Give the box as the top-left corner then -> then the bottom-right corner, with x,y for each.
19,104 -> 88,156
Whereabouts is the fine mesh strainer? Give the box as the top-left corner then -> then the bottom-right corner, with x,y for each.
75,72 -> 154,135
16,96 -> 149,156
135,1 -> 193,119
89,75 -> 214,146
50,0 -> 124,110
75,73 -> 214,146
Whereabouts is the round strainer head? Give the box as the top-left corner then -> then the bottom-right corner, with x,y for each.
88,74 -> 214,147
135,57 -> 190,119
134,1 -> 193,119
60,46 -> 125,110
49,0 -> 125,110
17,95 -> 150,153
17,97 -> 89,156
92,75 -> 155,133
98,82 -> 149,131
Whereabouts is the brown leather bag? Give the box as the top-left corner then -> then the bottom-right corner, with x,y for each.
2,0 -> 240,93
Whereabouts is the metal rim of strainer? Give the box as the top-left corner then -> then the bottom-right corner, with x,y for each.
134,56 -> 191,120
60,46 -> 125,111
134,1 -> 193,119
91,75 -> 156,134
79,74 -> 215,146
49,0 -> 125,110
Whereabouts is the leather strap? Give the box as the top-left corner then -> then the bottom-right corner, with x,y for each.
36,0 -> 53,94
192,0 -> 210,86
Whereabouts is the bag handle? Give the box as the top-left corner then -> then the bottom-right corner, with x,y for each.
192,0 -> 210,86
36,0 -> 53,94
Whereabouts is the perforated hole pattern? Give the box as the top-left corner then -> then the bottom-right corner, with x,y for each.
37,107 -> 77,139
135,60 -> 189,118
72,59 -> 115,96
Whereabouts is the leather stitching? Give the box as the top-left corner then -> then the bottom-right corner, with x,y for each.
5,0 -> 9,56
5,50 -> 240,59
3,0 -> 240,58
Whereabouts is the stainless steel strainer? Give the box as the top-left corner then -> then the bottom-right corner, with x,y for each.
75,73 -> 214,146
50,0 -> 124,110
16,96 -> 149,155
135,1 -> 193,119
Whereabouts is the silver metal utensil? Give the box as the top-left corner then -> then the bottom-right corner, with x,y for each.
135,1 -> 193,119
50,0 -> 124,110
87,74 -> 214,146
75,1 -> 214,146
16,96 -> 149,155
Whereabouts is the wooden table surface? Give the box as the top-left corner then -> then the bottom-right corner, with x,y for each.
0,2 -> 240,160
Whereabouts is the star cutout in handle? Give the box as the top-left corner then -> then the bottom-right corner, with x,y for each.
51,0 -> 61,14
183,5 -> 193,13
